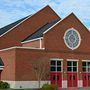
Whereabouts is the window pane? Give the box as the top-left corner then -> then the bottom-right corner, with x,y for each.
67,67 -> 72,71
73,67 -> 77,72
51,61 -> 56,65
67,61 -> 72,66
73,61 -> 77,66
50,67 -> 56,71
88,68 -> 90,72
88,62 -> 90,68
82,62 -> 86,66
57,67 -> 61,71
57,61 -> 61,66
82,67 -> 86,72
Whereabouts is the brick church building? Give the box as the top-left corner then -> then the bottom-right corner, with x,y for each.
0,5 -> 90,89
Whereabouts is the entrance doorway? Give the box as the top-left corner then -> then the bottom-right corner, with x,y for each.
82,61 -> 90,87
67,61 -> 78,87
50,60 -> 62,87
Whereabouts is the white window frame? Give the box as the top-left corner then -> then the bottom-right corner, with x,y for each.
82,60 -> 90,72
50,58 -> 63,72
67,59 -> 78,72
63,28 -> 81,50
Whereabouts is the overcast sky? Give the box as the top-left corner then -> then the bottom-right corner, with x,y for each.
0,0 -> 90,29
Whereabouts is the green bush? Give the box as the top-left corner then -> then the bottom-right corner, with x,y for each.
0,81 -> 10,89
41,83 -> 58,90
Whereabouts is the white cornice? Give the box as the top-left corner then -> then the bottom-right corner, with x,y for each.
0,46 -> 45,52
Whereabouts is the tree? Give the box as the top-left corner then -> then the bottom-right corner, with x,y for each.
32,57 -> 50,88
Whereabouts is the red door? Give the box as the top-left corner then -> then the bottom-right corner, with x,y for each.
50,60 -> 62,87
67,73 -> 77,87
82,73 -> 90,87
82,73 -> 88,87
82,61 -> 90,87
67,61 -> 78,87
50,72 -> 62,87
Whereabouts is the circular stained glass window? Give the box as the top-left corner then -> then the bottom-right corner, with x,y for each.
64,28 -> 81,50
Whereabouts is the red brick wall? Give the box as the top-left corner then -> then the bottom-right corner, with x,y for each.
14,48 -> 90,81
0,49 -> 15,80
22,39 -> 44,48
0,6 -> 60,49
22,40 -> 40,48
44,13 -> 90,53
0,47 -> 90,81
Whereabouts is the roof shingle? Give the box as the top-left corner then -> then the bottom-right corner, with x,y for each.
22,19 -> 59,42
0,15 -> 30,36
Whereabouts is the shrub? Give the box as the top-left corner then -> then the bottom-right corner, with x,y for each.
41,83 -> 58,90
0,81 -> 10,89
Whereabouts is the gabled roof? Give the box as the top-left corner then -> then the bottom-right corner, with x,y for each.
22,19 -> 60,43
43,13 -> 90,34
0,58 -> 4,66
0,5 -> 60,38
0,15 -> 30,36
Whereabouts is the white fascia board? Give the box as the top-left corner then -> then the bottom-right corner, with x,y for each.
21,37 -> 43,44
0,15 -> 32,38
0,46 -> 45,52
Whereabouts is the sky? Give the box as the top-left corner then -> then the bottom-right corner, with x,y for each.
0,0 -> 90,29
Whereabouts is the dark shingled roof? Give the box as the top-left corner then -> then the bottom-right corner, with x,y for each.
22,19 -> 59,42
0,58 -> 4,66
0,15 -> 30,36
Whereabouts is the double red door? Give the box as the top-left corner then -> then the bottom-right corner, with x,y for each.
82,73 -> 90,87
67,61 -> 78,87
67,73 -> 77,87
50,72 -> 62,87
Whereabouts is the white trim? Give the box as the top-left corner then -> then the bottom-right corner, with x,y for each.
0,15 -> 32,38
40,38 -> 42,49
62,80 -> 67,88
50,58 -> 63,61
2,80 -> 50,89
50,58 -> 63,72
82,60 -> 90,62
0,68 -> 4,70
63,28 -> 81,50
0,5 -> 50,38
67,59 -> 78,72
43,20 -> 61,34
43,13 -> 73,34
0,46 -> 45,52
0,66 -> 4,68
67,59 -> 79,61
43,13 -> 90,35
21,37 -> 43,44
78,80 -> 83,87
